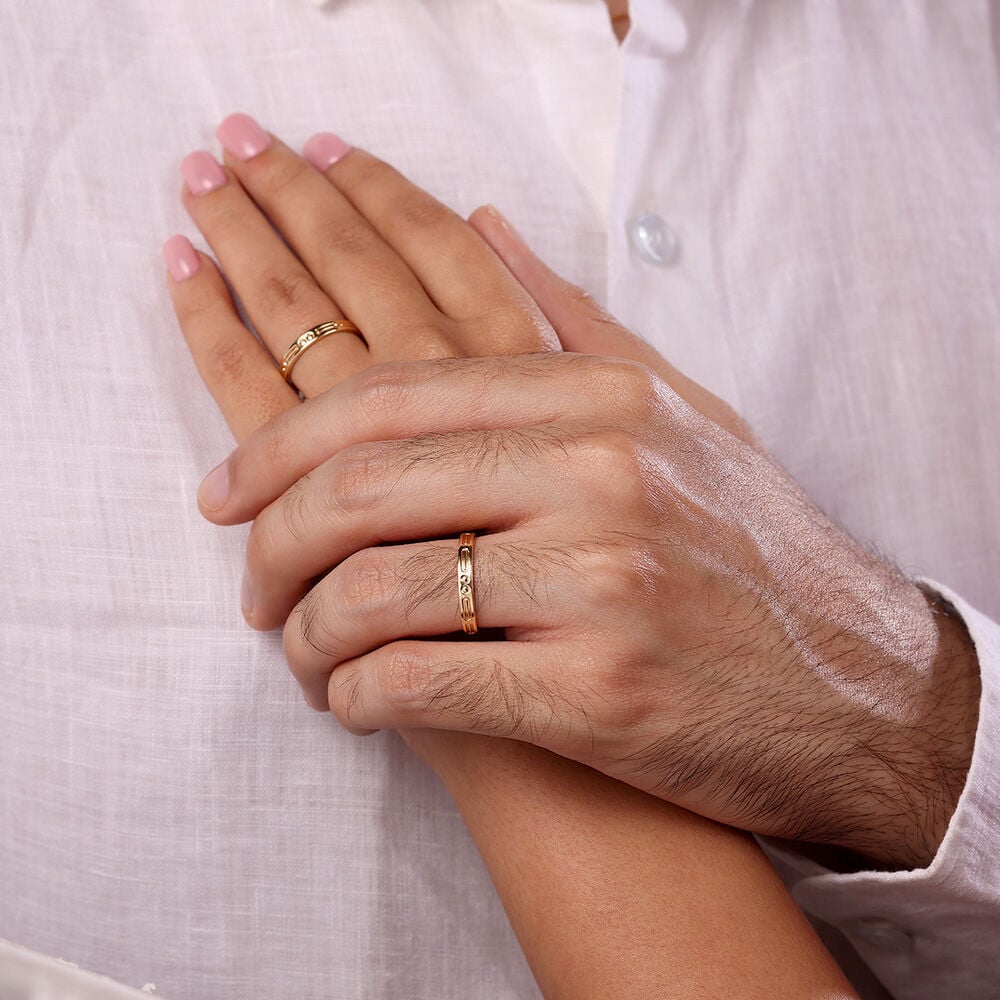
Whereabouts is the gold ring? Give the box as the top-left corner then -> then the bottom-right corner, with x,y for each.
458,532 -> 478,635
279,320 -> 361,384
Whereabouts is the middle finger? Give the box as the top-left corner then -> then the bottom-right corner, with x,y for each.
180,149 -> 370,396
241,423 -> 584,630
214,114 -> 448,359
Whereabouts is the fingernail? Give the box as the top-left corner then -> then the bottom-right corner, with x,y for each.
198,461 -> 230,511
216,112 -> 272,161
181,150 -> 226,195
485,203 -> 520,238
302,131 -> 352,172
240,573 -> 255,626
162,235 -> 201,282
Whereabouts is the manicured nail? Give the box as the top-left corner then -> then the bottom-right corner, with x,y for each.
484,203 -> 522,240
216,113 -> 272,161
240,573 -> 255,626
303,131 -> 351,172
198,461 -> 230,511
181,150 -> 226,195
162,235 -> 201,282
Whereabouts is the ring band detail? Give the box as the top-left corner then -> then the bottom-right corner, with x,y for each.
280,320 -> 361,383
458,532 -> 478,635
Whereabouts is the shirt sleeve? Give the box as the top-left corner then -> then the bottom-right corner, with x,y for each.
760,579 -> 1000,1000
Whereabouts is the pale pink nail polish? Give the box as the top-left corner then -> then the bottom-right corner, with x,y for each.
181,150 -> 226,195
198,461 -> 230,510
303,132 -> 352,172
485,203 -> 522,240
240,572 -> 255,626
162,235 -> 201,282
216,112 -> 272,161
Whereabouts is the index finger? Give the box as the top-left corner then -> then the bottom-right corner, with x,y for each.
195,351 -> 653,524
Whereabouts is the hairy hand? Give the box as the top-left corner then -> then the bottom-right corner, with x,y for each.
168,116 -> 979,871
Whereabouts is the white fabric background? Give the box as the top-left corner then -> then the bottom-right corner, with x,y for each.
0,2 -> 617,997
610,5 -> 1000,998
3,1 -> 1000,998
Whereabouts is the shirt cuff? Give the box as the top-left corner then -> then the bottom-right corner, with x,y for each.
760,578 -> 1000,1000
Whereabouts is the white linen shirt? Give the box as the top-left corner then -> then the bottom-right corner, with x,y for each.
1,2 -> 997,998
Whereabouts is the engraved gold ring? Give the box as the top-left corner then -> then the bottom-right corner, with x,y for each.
458,532 -> 478,635
279,320 -> 361,384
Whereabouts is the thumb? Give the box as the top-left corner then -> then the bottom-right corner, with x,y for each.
469,204 -> 659,363
469,204 -> 755,445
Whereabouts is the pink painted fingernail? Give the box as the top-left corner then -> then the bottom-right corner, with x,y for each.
198,461 -> 230,510
240,572 -> 255,626
181,150 -> 226,196
162,234 -> 201,282
216,112 -> 272,161
485,203 -> 522,240
303,132 -> 351,172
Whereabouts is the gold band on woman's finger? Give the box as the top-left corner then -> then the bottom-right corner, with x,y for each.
280,320 -> 361,383
458,532 -> 478,635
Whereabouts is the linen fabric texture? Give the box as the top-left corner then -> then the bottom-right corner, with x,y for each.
1,2 -> 998,998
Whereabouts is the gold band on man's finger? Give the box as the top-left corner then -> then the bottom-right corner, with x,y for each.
279,320 -> 361,384
458,532 -> 478,635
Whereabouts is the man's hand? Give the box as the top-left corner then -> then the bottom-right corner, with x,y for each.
199,208 -> 979,870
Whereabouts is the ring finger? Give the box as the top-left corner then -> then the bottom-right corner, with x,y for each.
285,531 -> 562,709
180,148 -> 370,397
242,423 -> 585,630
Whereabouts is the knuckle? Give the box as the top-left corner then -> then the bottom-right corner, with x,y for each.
611,359 -> 662,411
205,336 -> 250,387
255,269 -> 315,318
329,442 -> 393,514
258,417 -> 291,471
340,554 -> 394,620
565,282 -> 602,314
377,647 -> 433,711
287,586 -> 344,664
327,666 -> 366,729
576,539 -> 649,608
254,155 -> 312,198
245,513 -> 280,582
391,193 -> 452,231
174,278 -> 220,322
473,305 -> 552,355
593,651 -> 654,731
278,472 -> 313,544
342,153 -> 395,196
353,363 -> 419,421
314,218 -> 377,261
586,358 -> 662,416
398,323 -> 454,360
583,429 -> 645,484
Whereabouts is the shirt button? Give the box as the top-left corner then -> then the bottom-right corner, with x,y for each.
850,918 -> 914,952
627,213 -> 680,267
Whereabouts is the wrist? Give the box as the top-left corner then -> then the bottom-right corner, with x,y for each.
909,585 -> 981,862
842,581 -> 980,870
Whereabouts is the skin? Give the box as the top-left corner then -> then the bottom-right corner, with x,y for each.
165,118 -> 859,997
604,0 -> 630,42
187,134 -> 981,871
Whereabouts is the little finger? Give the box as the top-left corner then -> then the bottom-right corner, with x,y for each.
326,639 -> 586,748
